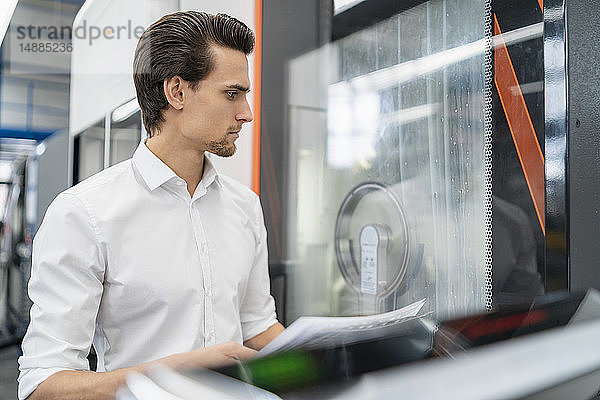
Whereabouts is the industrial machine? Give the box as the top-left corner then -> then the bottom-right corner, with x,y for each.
116,290 -> 600,399
0,138 -> 44,347
271,0 -> 584,323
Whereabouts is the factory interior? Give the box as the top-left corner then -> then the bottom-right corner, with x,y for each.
0,0 -> 600,399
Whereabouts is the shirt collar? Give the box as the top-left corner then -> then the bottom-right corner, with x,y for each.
132,141 -> 222,192
201,154 -> 221,190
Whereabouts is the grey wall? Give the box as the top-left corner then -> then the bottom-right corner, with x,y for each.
567,0 -> 600,292
37,130 -> 69,231
260,0 -> 326,262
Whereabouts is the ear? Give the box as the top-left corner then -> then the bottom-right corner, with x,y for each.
163,76 -> 185,110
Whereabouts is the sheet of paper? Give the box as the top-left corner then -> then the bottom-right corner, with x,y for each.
258,299 -> 427,357
126,367 -> 282,400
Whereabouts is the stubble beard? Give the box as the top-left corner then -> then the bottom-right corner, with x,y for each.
206,135 -> 236,158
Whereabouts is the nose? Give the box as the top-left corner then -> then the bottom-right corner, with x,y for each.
236,97 -> 254,123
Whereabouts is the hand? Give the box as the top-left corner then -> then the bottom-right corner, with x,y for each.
177,341 -> 257,370
28,342 -> 258,400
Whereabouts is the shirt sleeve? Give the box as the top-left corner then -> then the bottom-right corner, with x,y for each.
18,192 -> 105,400
239,195 -> 278,342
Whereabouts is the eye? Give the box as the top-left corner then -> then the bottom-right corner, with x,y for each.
226,91 -> 237,100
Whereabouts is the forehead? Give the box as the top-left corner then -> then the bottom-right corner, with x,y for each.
206,44 -> 250,87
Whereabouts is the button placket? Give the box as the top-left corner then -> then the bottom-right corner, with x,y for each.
189,202 -> 215,347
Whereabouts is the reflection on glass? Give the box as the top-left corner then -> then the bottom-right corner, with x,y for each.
492,196 -> 544,306
335,182 -> 412,314
286,0 -> 490,321
75,120 -> 104,183
110,110 -> 141,166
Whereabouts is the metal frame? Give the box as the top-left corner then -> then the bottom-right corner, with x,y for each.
332,0 -> 428,41
68,98 -> 143,185
103,113 -> 111,169
543,0 -> 569,292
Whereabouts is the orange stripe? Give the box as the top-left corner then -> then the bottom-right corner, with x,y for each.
537,0 -> 543,11
494,15 -> 545,234
251,0 -> 263,195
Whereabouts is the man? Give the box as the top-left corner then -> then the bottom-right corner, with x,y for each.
18,11 -> 284,399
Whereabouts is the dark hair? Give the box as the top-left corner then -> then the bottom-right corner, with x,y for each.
133,11 -> 255,136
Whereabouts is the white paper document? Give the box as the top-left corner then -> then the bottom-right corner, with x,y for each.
257,299 -> 427,357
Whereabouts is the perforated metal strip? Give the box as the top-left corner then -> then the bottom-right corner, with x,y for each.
483,0 -> 494,311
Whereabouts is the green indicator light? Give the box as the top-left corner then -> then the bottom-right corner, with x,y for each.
244,351 -> 321,390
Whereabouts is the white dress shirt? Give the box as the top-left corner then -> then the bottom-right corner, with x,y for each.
17,142 -> 277,400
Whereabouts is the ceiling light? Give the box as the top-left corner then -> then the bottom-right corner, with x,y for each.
112,98 -> 140,123
0,0 -> 18,46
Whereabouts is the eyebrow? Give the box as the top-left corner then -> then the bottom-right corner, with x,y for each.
225,84 -> 251,93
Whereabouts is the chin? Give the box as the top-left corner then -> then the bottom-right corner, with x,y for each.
211,147 -> 236,158
207,137 -> 236,158
220,150 -> 236,158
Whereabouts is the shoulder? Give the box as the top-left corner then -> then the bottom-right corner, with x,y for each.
217,174 -> 260,205
493,196 -> 529,225
216,174 -> 263,223
46,160 -> 136,224
64,160 -> 133,199
492,196 -> 534,243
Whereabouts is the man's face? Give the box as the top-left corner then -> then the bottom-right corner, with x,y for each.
179,45 -> 253,157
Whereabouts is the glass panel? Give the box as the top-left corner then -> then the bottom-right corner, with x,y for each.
110,110 -> 141,166
286,0 -> 490,321
491,2 -> 545,303
76,119 -> 104,183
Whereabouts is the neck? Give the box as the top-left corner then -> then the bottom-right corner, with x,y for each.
145,132 -> 205,196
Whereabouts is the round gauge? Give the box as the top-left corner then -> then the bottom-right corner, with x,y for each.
334,182 -> 411,299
